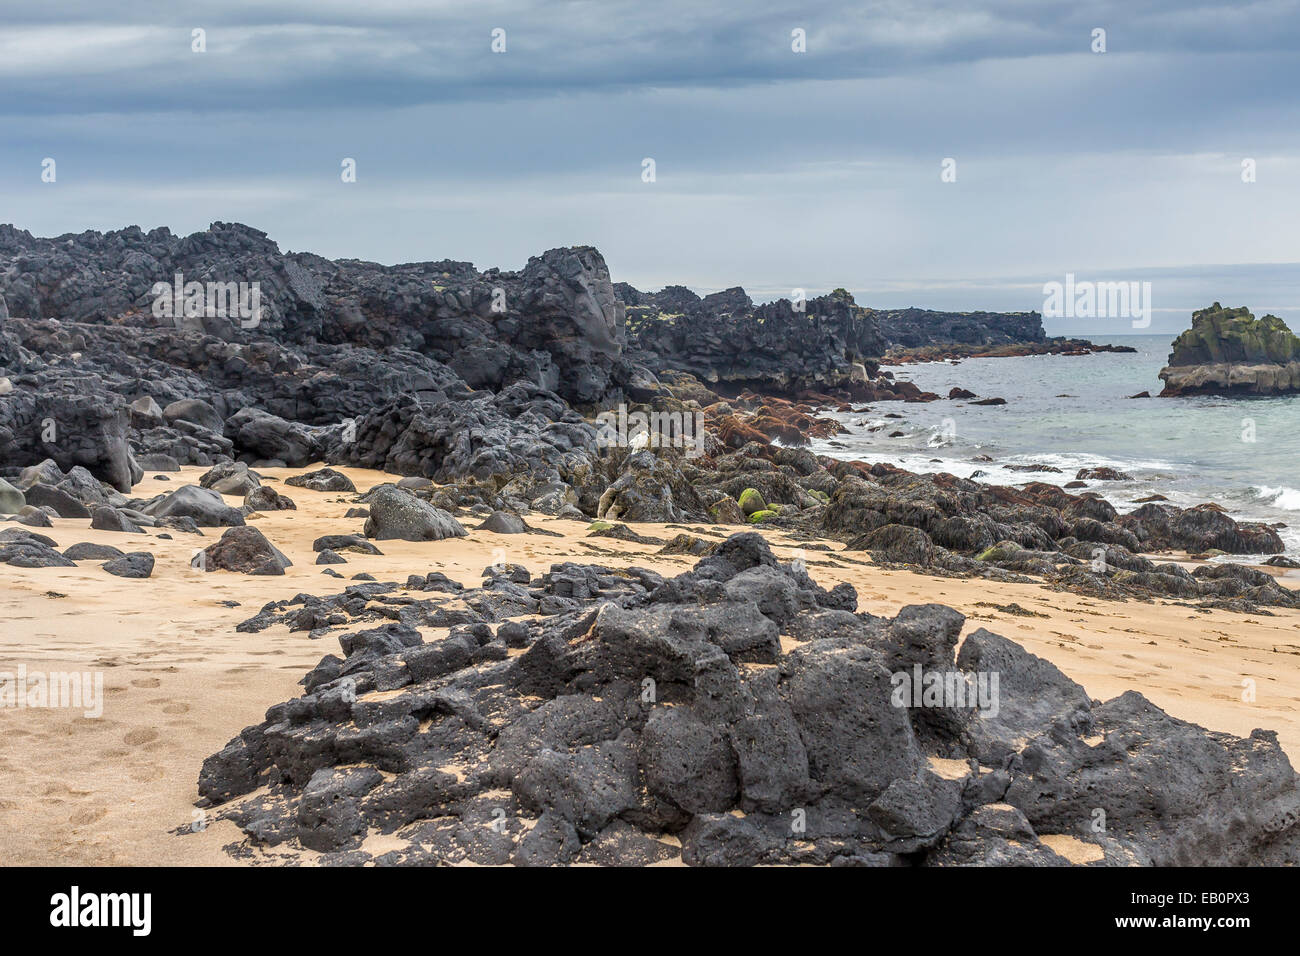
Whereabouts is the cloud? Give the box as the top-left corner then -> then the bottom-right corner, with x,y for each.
4,0 -> 1298,114
3,0 -> 1299,333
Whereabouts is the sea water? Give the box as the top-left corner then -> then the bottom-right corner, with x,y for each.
809,334 -> 1300,559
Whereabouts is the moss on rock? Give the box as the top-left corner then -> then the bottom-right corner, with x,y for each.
738,488 -> 767,516
976,540 -> 1024,563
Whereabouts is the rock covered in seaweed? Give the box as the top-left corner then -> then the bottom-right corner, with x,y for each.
1159,303 -> 1300,396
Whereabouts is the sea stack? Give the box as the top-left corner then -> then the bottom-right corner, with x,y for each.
1158,302 -> 1300,396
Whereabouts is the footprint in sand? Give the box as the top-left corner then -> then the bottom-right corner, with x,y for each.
123,728 -> 159,746
70,806 -> 108,826
130,678 -> 161,689
160,702 -> 190,714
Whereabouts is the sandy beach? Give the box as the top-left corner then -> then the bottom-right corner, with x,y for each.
2,463 -> 1299,866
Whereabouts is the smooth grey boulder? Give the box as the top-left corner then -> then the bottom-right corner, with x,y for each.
163,398 -> 224,434
135,453 -> 181,472
90,505 -> 146,534
16,459 -> 64,489
363,486 -> 467,542
140,484 -> 245,527
312,533 -> 382,555
64,541 -> 125,561
130,395 -> 163,421
12,506 -> 53,527
0,478 -> 24,515
102,551 -> 154,578
243,485 -> 296,512
21,482 -> 90,518
0,529 -> 75,567
56,466 -> 114,510
477,510 -> 527,534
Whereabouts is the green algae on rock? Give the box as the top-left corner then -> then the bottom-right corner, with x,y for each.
1159,303 -> 1300,396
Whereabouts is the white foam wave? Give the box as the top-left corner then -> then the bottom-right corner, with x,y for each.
1254,485 -> 1300,511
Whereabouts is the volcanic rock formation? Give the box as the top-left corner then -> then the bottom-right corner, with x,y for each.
196,534 -> 1300,866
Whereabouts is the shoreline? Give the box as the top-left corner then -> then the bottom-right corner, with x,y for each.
810,343 -> 1300,561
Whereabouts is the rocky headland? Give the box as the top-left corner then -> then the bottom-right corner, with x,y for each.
1159,302 -> 1300,397
877,307 -> 1045,349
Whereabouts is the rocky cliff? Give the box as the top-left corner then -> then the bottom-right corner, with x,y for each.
1159,303 -> 1300,396
875,307 -> 1045,350
618,284 -> 884,395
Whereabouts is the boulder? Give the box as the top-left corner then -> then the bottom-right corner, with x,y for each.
596,451 -> 704,522
478,511 -> 527,534
63,542 -> 125,561
244,485 -> 297,512
163,398 -> 225,434
225,407 -> 335,468
89,505 -> 145,534
102,552 -> 154,578
363,486 -> 467,542
199,526 -> 292,575
848,523 -> 935,567
200,461 -> 261,496
285,468 -> 356,493
0,478 -> 23,515
21,482 -> 90,518
141,485 -> 245,527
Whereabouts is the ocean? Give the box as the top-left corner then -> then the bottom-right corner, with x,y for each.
809,334 -> 1300,560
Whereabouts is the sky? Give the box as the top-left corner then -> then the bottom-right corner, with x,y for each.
2,0 -> 1299,333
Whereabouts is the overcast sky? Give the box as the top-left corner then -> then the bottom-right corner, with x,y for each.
3,0 -> 1299,332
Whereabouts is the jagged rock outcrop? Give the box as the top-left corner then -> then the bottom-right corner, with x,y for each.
1159,303 -> 1300,396
324,383 -> 600,499
0,223 -> 631,407
620,286 -> 883,395
195,533 -> 1300,866
0,375 -> 141,491
0,223 -> 662,494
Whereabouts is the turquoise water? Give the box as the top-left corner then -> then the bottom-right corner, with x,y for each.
809,335 -> 1300,558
